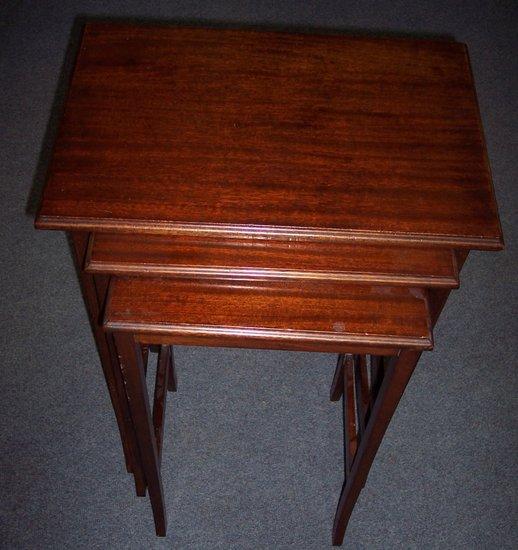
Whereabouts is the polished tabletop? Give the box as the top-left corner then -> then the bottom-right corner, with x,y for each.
36,23 -> 502,249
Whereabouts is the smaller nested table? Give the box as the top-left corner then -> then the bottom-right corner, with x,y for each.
35,23 -> 503,545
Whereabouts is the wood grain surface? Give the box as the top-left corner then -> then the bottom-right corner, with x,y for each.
104,277 -> 433,352
36,23 -> 503,250
86,233 -> 459,287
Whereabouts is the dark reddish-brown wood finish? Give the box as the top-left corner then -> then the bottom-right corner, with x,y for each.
34,22 -> 505,547
36,23 -> 503,250
152,346 -> 175,465
86,233 -> 459,287
69,232 -> 147,496
330,354 -> 345,402
332,350 -> 422,545
330,249 -> 471,545
104,277 -> 433,352
114,332 -> 167,536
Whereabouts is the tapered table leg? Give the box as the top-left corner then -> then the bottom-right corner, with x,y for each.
114,332 -> 167,536
428,250 -> 469,325
330,354 -> 345,401
167,345 -> 177,392
332,350 -> 421,545
331,251 -> 470,544
153,345 -> 175,466
69,232 -> 146,495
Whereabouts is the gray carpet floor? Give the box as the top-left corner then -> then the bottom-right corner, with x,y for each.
1,1 -> 517,548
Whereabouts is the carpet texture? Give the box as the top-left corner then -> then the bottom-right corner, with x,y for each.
1,1 -> 517,548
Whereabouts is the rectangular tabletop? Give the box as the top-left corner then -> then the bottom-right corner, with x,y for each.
104,278 -> 433,352
86,233 -> 459,287
36,23 -> 503,249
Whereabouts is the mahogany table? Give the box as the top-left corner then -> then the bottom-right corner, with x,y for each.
35,22 -> 503,545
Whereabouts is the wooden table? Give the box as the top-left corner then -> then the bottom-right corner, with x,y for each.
35,23 -> 503,544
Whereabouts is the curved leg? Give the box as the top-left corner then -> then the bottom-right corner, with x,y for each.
332,350 -> 421,545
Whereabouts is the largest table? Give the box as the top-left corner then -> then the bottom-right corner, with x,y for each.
35,23 -> 503,544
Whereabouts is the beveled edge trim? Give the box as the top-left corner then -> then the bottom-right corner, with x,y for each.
84,232 -> 95,271
35,216 -> 504,251
86,261 -> 459,288
84,234 -> 460,288
132,332 -> 400,356
103,321 -> 434,351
